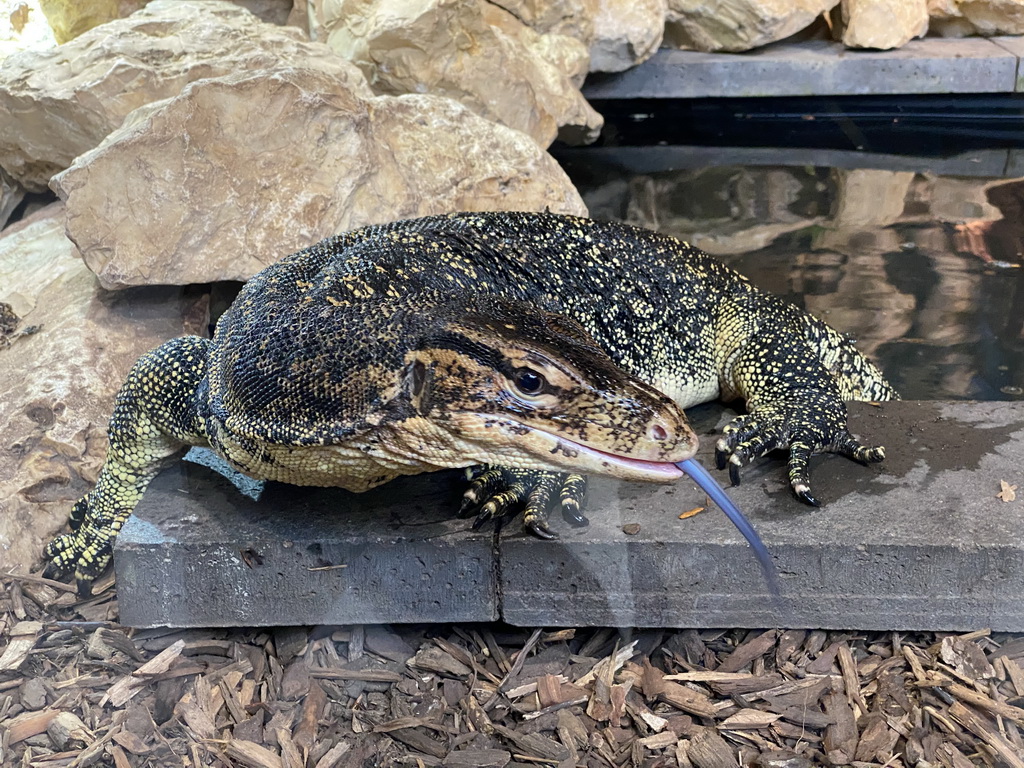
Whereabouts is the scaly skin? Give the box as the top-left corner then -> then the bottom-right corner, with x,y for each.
44,212 -> 897,594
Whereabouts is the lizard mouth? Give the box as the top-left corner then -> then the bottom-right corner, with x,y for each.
550,434 -> 686,481
493,418 -> 692,482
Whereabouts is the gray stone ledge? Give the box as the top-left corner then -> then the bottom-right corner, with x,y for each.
583,38 -> 1020,100
115,400 -> 1024,630
553,146 -> 1022,179
116,468 -> 498,628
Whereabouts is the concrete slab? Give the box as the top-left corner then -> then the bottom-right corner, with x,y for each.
116,461 -> 498,628
500,401 -> 1024,631
583,38 -> 1018,100
115,400 -> 1024,630
553,146 -> 1015,179
989,36 -> 1024,91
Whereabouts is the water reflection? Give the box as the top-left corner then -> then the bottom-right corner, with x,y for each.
558,153 -> 1024,401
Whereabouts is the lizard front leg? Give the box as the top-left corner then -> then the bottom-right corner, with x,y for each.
44,335 -> 212,595
713,299 -> 891,504
459,466 -> 587,539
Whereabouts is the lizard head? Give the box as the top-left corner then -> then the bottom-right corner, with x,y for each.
397,295 -> 696,482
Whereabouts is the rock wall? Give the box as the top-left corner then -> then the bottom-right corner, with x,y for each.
319,0 -> 601,147
840,0 -> 929,49
664,0 -> 839,53
589,0 -> 666,72
51,67 -> 586,289
0,205 -> 209,575
0,0 -> 372,192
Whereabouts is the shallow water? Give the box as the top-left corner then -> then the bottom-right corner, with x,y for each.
555,117 -> 1024,401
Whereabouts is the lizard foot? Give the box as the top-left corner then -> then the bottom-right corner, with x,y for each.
459,466 -> 587,539
714,401 -> 886,505
43,493 -> 128,597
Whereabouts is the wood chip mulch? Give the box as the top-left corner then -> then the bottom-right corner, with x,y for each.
3,572 -> 1024,767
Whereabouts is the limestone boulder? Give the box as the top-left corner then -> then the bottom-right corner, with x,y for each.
0,0 -> 371,191
322,0 -> 602,148
0,204 -> 209,576
487,0 -> 599,42
37,0 -> 145,43
51,67 -> 588,290
589,0 -> 666,72
840,0 -> 928,49
958,0 -> 1024,35
481,3 -> 591,92
665,0 -> 838,52
927,0 -> 976,35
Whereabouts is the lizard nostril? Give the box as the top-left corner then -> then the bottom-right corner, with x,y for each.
649,423 -> 669,442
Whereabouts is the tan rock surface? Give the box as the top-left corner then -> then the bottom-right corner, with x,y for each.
959,0 -> 1024,34
323,0 -> 601,147
665,0 -> 838,52
0,0 -> 371,191
0,204 -> 208,575
487,0 -> 598,41
1,167 -> 24,229
38,0 -> 145,43
840,0 -> 928,49
589,0 -> 666,72
481,2 -> 591,89
51,67 -> 588,290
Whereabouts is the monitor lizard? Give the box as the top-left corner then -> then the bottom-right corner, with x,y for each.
44,211 -> 898,595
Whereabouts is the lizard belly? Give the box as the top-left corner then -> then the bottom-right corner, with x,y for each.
207,417 -> 478,492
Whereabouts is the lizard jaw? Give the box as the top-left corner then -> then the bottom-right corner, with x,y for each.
468,417 -> 693,483
548,433 -> 687,481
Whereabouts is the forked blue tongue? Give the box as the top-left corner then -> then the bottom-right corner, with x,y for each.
676,458 -> 782,600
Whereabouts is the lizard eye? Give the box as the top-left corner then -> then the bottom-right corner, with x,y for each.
511,368 -> 546,396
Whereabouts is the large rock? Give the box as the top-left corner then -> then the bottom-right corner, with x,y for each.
930,0 -> 1024,37
322,0 -> 601,148
840,0 -> 928,49
0,0 -> 371,191
958,0 -> 1024,34
487,0 -> 599,42
51,67 -> 589,290
481,3 -> 590,91
0,204 -> 208,576
37,0 -> 145,43
927,0 -> 978,35
589,0 -> 666,72
665,0 -> 838,52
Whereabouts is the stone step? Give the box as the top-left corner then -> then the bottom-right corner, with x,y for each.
583,38 -> 1024,100
115,400 -> 1024,631
552,145 -> 1024,179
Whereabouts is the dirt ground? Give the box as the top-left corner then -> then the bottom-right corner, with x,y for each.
2,571 -> 1024,768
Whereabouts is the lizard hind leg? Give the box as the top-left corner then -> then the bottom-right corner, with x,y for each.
43,335 -> 213,596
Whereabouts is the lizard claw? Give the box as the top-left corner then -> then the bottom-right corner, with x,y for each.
458,466 -> 585,538
795,487 -> 821,507
728,457 -> 742,487
527,519 -> 558,540
715,444 -> 729,471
